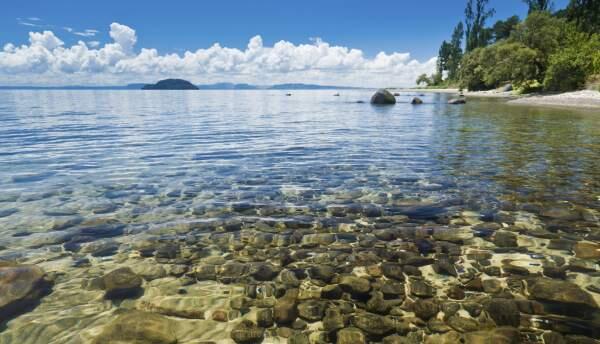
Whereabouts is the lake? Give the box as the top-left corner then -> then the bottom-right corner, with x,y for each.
0,90 -> 599,343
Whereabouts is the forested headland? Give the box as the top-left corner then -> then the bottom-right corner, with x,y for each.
417,0 -> 600,93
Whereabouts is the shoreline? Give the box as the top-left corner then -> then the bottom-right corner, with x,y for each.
401,88 -> 600,110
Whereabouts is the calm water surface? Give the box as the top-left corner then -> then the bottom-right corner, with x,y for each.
0,90 -> 598,343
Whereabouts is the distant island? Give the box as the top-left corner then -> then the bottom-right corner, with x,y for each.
142,79 -> 199,90
0,82 -> 362,91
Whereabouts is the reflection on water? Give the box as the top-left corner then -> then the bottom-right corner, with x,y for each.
0,90 -> 598,343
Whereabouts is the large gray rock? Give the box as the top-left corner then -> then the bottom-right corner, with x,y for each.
371,89 -> 397,105
0,263 -> 52,322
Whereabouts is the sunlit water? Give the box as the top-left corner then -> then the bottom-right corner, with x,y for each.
0,90 -> 599,343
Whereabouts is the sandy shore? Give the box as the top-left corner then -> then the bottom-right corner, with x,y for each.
397,88 -> 459,94
508,90 -> 600,109
402,88 -> 600,109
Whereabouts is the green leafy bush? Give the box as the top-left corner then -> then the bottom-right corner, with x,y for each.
544,29 -> 600,91
459,42 -> 539,90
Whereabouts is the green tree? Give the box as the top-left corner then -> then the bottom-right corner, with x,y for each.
459,42 -> 540,90
510,12 -> 568,74
416,74 -> 432,86
447,22 -> 465,80
566,0 -> 600,34
465,0 -> 496,52
522,0 -> 553,13
491,15 -> 520,42
437,41 -> 453,75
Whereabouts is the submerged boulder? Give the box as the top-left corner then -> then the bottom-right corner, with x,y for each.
0,262 -> 52,322
101,267 -> 143,299
91,310 -> 177,344
231,320 -> 265,344
528,278 -> 597,308
370,89 -> 397,105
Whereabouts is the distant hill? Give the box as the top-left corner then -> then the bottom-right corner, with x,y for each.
0,82 -> 362,90
142,79 -> 199,90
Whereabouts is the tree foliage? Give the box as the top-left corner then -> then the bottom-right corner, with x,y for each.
509,12 -> 568,74
434,0 -> 599,92
465,0 -> 496,52
566,0 -> 600,34
460,42 -> 539,90
544,29 -> 600,91
522,0 -> 553,13
491,15 -> 520,42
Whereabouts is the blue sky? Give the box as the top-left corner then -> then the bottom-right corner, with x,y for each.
0,0 -> 570,86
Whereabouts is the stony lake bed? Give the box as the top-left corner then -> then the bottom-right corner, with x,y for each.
0,90 -> 599,343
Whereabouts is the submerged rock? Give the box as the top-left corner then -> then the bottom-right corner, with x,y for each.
91,310 -> 176,344
574,242 -> 600,259
101,267 -> 143,299
0,263 -> 52,322
371,89 -> 397,105
351,312 -> 395,336
528,278 -> 597,308
231,320 -> 265,344
337,327 -> 366,344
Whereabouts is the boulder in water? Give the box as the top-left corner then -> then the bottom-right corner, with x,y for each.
411,97 -> 423,104
91,310 -> 177,344
100,267 -> 143,299
370,89 -> 396,105
448,98 -> 466,104
0,262 -> 52,322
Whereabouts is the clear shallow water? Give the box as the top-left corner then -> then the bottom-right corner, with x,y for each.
0,90 -> 599,343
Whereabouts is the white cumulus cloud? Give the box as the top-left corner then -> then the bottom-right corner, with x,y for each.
0,22 -> 437,87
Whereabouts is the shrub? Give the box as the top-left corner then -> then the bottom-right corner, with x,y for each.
544,29 -> 600,91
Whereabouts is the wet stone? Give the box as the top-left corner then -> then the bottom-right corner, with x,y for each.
493,232 -> 518,248
380,280 -> 405,299
297,300 -> 326,322
412,298 -> 439,320
381,262 -> 404,281
0,263 -> 52,322
321,284 -> 343,299
340,275 -> 371,295
463,327 -> 521,344
351,312 -> 395,336
485,298 -> 520,327
528,278 -> 598,309
409,278 -> 435,297
323,307 -> 345,332
256,308 -> 274,328
447,285 -> 465,300
574,242 -> 600,259
101,267 -> 143,299
274,289 -> 299,324
337,327 -> 366,344
447,315 -> 479,333
91,310 -> 176,344
308,265 -> 336,282
231,320 -> 265,344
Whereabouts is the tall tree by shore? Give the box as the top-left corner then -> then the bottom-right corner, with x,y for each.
465,0 -> 496,52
